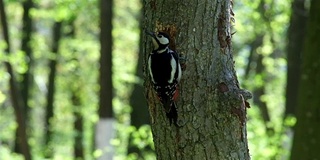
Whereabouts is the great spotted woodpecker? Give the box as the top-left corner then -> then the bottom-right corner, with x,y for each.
146,31 -> 182,126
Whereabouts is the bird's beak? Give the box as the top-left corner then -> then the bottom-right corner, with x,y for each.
145,30 -> 156,38
145,30 -> 159,50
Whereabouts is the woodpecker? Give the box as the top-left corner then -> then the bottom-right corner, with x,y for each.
146,31 -> 182,126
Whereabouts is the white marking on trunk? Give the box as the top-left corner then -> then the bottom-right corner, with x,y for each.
169,55 -> 177,83
95,118 -> 115,160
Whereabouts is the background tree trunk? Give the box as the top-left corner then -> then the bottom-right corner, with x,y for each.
290,0 -> 320,159
0,0 -> 32,159
95,0 -> 114,159
285,0 -> 307,118
14,0 -> 34,153
143,0 -> 251,159
45,21 -> 62,158
20,0 -> 33,113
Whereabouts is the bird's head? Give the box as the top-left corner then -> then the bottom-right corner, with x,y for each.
146,31 -> 170,53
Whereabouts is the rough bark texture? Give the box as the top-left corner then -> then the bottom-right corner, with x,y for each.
143,0 -> 251,159
290,0 -> 320,159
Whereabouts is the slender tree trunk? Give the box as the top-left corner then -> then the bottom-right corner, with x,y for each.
290,0 -> 320,159
0,0 -> 31,159
14,0 -> 34,153
284,0 -> 307,117
95,0 -> 114,159
45,21 -> 62,158
143,0 -> 251,159
73,98 -> 84,159
98,0 -> 113,121
21,0 -> 33,111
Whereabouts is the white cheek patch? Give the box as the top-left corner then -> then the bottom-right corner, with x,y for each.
157,37 -> 169,45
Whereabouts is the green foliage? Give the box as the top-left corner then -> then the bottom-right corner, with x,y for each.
233,0 -> 292,159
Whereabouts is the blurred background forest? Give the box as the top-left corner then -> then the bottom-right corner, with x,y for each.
0,0 -> 313,159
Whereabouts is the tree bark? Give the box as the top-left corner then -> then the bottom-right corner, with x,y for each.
95,0 -> 114,159
98,0 -> 113,120
0,0 -> 32,159
45,21 -> 62,158
74,108 -> 84,159
21,0 -> 34,111
14,0 -> 34,153
284,0 -> 307,117
143,0 -> 251,159
290,0 -> 320,159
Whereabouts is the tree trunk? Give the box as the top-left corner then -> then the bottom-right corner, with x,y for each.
20,0 -> 33,112
143,0 -> 251,159
290,0 -> 320,159
98,0 -> 113,120
45,21 -> 62,158
14,0 -> 34,153
74,109 -> 84,159
95,0 -> 114,159
0,0 -> 32,159
284,0 -> 307,118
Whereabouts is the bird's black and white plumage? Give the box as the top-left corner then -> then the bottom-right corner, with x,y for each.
146,31 -> 182,125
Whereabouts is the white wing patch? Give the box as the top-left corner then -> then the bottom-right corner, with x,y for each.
177,62 -> 182,82
168,54 -> 177,83
148,56 -> 155,83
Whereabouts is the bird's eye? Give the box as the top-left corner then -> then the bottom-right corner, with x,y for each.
158,35 -> 163,38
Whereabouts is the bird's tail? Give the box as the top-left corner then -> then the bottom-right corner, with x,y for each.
165,102 -> 178,126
